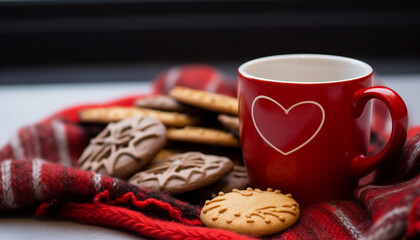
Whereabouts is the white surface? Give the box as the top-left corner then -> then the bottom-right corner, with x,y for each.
0,81 -> 152,147
379,74 -> 420,126
0,218 -> 139,240
0,74 -> 419,239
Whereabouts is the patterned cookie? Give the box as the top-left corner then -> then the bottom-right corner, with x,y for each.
79,107 -> 199,127
149,148 -> 183,164
128,152 -> 233,194
206,165 -> 249,198
218,114 -> 239,137
135,95 -> 201,113
201,188 -> 300,236
78,116 -> 166,179
169,86 -> 238,115
180,165 -> 249,203
166,126 -> 240,148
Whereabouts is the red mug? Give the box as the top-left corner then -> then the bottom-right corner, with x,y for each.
238,54 -> 408,206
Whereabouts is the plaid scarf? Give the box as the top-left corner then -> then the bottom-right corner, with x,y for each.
1,64 -> 419,240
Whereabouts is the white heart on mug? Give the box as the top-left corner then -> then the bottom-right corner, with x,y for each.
251,95 -> 325,155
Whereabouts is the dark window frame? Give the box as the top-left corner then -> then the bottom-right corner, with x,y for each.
1,0 -> 420,67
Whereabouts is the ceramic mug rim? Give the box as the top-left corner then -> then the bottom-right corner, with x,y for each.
238,54 -> 373,84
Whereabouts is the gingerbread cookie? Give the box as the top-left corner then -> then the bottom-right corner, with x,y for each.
128,152 -> 233,194
166,126 -> 240,148
169,86 -> 238,115
135,95 -> 200,113
78,116 -> 166,179
149,148 -> 183,164
79,107 -> 199,127
180,165 -> 249,203
200,188 -> 300,236
218,114 -> 239,137
206,165 -> 249,198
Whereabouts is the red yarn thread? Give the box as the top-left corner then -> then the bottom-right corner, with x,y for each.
407,197 -> 420,238
35,201 -> 53,216
94,190 -> 202,226
57,202 -> 255,240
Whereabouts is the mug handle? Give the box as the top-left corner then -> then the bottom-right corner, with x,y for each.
350,86 -> 408,178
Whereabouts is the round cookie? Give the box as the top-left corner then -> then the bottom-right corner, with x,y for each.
128,152 -> 233,194
178,165 -> 249,203
166,126 -> 240,148
205,165 -> 249,198
79,106 -> 200,127
200,188 -> 300,236
218,114 -> 239,137
78,116 -> 166,179
149,148 -> 183,164
135,95 -> 201,113
169,86 -> 238,115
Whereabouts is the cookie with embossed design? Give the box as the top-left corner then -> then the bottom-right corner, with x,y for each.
128,152 -> 233,194
200,188 -> 300,236
166,126 -> 240,148
79,106 -> 199,127
135,95 -> 204,114
149,148 -> 183,164
169,86 -> 238,115
78,116 -> 166,179
217,114 -> 239,137
176,165 -> 249,204
205,165 -> 249,198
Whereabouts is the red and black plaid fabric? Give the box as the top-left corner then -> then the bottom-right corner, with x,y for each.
1,64 -> 420,240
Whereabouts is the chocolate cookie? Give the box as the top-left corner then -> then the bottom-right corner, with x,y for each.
201,188 -> 300,236
206,165 -> 249,198
149,148 -> 183,164
218,114 -> 239,137
78,116 -> 166,179
179,165 -> 249,203
135,95 -> 200,113
128,152 -> 233,194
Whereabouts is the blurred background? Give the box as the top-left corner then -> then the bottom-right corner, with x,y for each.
1,0 -> 420,85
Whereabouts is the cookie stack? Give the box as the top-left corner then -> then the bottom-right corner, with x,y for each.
78,86 -> 248,199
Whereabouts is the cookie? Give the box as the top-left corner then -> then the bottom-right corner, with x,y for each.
78,116 -> 166,179
162,141 -> 244,166
179,165 -> 249,203
79,107 -> 199,127
201,188 -> 300,236
169,86 -> 238,115
135,95 -> 201,113
218,114 -> 239,137
166,126 -> 240,148
149,148 -> 183,164
206,165 -> 249,198
128,152 -> 233,194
